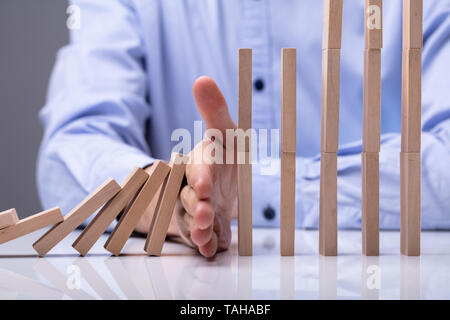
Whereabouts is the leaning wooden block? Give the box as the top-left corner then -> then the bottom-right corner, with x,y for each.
145,154 -> 188,256
104,161 -> 171,256
0,208 -> 19,229
364,0 -> 383,49
0,208 -> 63,245
238,162 -> 252,256
319,153 -> 338,256
363,49 -> 382,152
281,48 -> 297,153
321,49 -> 341,153
238,48 -> 252,153
33,178 -> 121,256
401,49 -> 422,153
72,168 -> 149,256
362,152 -> 379,256
400,152 -> 421,256
322,0 -> 343,49
281,152 -> 295,256
402,0 -> 423,49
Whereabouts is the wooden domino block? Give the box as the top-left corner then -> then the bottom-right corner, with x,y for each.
322,0 -> 343,49
403,0 -> 423,49
0,208 -> 19,229
319,153 -> 338,256
72,168 -> 149,256
400,152 -> 421,256
238,48 -> 253,256
281,48 -> 296,153
321,49 -> 341,153
0,208 -> 63,245
281,152 -> 295,256
401,49 -> 422,153
145,154 -> 187,256
364,0 -> 383,49
363,49 -> 382,152
33,179 -> 121,256
104,161 -> 171,256
361,152 -> 379,256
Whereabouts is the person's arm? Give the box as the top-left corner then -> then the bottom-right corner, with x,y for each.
37,0 -> 153,230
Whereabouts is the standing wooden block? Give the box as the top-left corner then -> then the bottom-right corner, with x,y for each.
403,0 -> 423,49
319,153 -> 338,256
364,0 -> 383,49
400,152 -> 421,256
281,152 -> 295,256
104,161 -> 171,256
321,49 -> 341,153
72,168 -> 149,256
32,178 -> 121,256
145,154 -> 187,256
281,48 -> 296,153
401,49 -> 422,153
0,209 -> 19,229
361,152 -> 379,256
238,48 -> 253,256
322,0 -> 343,49
363,49 -> 382,152
0,208 -> 63,245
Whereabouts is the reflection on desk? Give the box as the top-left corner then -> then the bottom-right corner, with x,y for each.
0,227 -> 449,300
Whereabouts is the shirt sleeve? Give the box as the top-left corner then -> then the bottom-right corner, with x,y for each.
37,0 -> 153,229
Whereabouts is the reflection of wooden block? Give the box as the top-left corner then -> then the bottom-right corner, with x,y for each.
400,152 -> 421,256
321,49 -> 341,153
322,0 -> 343,49
0,208 -> 63,245
362,152 -> 379,256
145,154 -> 187,256
363,49 -> 382,152
73,168 -> 149,256
104,161 -> 170,256
364,0 -> 383,49
319,153 -> 337,256
0,209 -> 19,229
401,49 -> 422,153
238,162 -> 252,256
281,152 -> 295,256
403,0 -> 423,49
282,48 -> 296,153
238,48 -> 252,153
33,179 -> 121,256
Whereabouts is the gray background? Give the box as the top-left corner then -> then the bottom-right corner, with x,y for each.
0,0 -> 68,218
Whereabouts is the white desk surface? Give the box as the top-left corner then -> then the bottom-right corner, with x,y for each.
0,227 -> 449,300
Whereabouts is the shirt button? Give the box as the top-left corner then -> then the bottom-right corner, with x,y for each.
263,206 -> 276,221
254,79 -> 264,92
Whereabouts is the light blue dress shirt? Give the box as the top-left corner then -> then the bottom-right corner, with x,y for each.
38,0 -> 450,231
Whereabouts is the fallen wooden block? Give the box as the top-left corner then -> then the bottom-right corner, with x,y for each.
281,152 -> 296,256
0,208 -> 19,229
362,152 -> 379,256
145,153 -> 188,256
402,0 -> 423,49
0,208 -> 63,245
72,168 -> 149,256
322,0 -> 343,49
32,178 -> 121,256
104,161 -> 171,256
364,0 -> 383,49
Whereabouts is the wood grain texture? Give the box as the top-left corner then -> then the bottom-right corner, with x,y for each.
362,152 -> 379,256
33,179 -> 121,256
319,153 -> 338,256
403,0 -> 423,49
0,208 -> 19,229
401,49 -> 422,153
363,49 -> 382,152
321,49 -> 341,153
73,168 -> 149,256
400,152 -> 421,256
281,48 -> 297,153
104,161 -> 170,256
0,208 -> 63,245
145,154 -> 188,256
322,0 -> 343,49
238,48 -> 252,153
281,152 -> 295,256
364,0 -> 383,49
